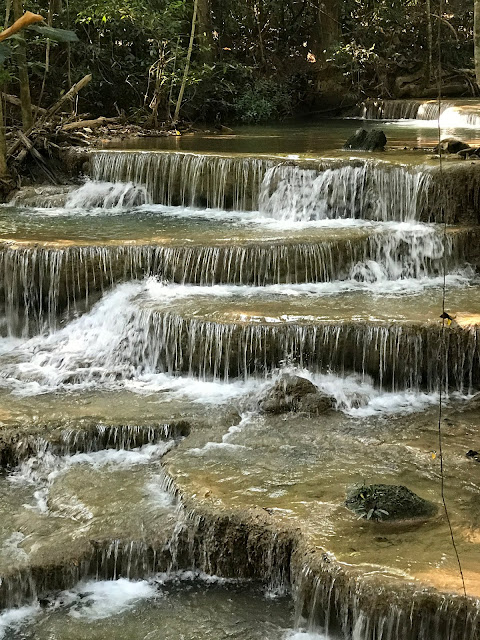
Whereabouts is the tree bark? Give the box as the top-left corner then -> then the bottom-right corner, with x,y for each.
196,0 -> 214,63
12,0 -> 33,130
475,0 -> 480,87
315,0 -> 340,61
425,0 -> 433,85
0,93 -> 8,177
172,0 -> 198,126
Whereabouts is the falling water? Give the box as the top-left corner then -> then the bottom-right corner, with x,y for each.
361,99 -> 454,121
0,225 -> 468,336
258,163 -> 431,222
91,151 -> 271,210
90,152 -> 432,221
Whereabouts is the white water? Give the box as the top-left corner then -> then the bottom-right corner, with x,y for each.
59,578 -> 158,620
258,163 -> 429,223
0,254 -> 471,398
0,604 -> 40,639
11,440 -> 175,517
65,180 -> 151,210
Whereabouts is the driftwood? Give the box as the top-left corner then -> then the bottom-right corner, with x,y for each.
16,130 -> 59,184
7,74 -> 92,159
62,116 -> 119,131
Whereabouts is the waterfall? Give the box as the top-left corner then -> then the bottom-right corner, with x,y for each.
90,151 -> 432,221
4,288 -> 479,393
64,180 -> 151,209
258,162 -> 431,222
361,99 -> 455,120
0,226 -> 460,336
91,151 -> 271,210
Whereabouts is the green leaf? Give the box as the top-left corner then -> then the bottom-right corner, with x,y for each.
26,24 -> 79,43
0,43 -> 13,64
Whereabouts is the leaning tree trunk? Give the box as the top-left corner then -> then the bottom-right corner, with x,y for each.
12,0 -> 33,130
172,0 -> 198,126
0,93 -> 8,177
475,0 -> 480,88
196,0 -> 214,63
315,0 -> 340,63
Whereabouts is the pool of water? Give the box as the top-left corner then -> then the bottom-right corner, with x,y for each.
0,575 -> 296,640
101,119 -> 480,161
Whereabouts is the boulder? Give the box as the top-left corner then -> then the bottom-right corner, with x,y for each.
259,374 -> 334,415
466,450 -> 480,463
435,138 -> 470,154
456,147 -> 480,159
346,484 -> 437,522
344,129 -> 387,151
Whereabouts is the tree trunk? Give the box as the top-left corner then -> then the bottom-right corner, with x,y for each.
475,0 -> 480,88
12,0 -> 33,130
316,0 -> 340,61
196,0 -> 214,63
425,0 -> 433,85
172,0 -> 198,126
0,92 -> 8,177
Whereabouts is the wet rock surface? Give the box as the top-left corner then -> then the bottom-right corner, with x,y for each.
345,484 -> 438,522
258,375 -> 334,414
435,137 -> 471,154
343,128 -> 387,151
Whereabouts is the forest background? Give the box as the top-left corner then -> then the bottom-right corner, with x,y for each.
0,0 -> 478,129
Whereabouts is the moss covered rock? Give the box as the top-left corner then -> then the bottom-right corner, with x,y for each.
346,484 -> 437,522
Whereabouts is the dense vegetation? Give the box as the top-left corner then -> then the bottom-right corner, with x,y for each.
0,0 -> 478,127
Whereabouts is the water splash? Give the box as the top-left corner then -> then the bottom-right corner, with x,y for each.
65,180 -> 150,209
259,163 -> 430,222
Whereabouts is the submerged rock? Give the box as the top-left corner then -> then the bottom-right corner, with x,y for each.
259,374 -> 334,415
346,484 -> 437,522
343,129 -> 387,151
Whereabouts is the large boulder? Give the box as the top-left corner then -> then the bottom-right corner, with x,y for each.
435,138 -> 470,154
344,129 -> 387,151
346,484 -> 437,522
259,374 -> 334,415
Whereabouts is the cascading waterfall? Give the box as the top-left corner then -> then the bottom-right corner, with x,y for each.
361,99 -> 454,120
2,282 -> 479,393
0,224 -> 462,336
91,151 -> 272,210
89,151 -> 433,221
1,139 -> 480,640
258,163 -> 431,222
64,180 -> 151,209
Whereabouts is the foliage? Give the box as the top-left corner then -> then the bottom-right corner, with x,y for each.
234,78 -> 295,123
0,0 -> 477,125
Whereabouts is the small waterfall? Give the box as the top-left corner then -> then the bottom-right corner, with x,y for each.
439,106 -> 480,129
292,558 -> 480,640
6,291 -> 480,393
258,162 -> 431,222
8,181 -> 150,210
361,99 -> 454,120
90,151 -> 433,221
91,151 -> 271,210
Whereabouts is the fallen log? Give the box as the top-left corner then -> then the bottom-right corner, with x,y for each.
7,74 -> 92,159
16,130 -> 59,184
62,116 -> 119,131
2,93 -> 47,116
